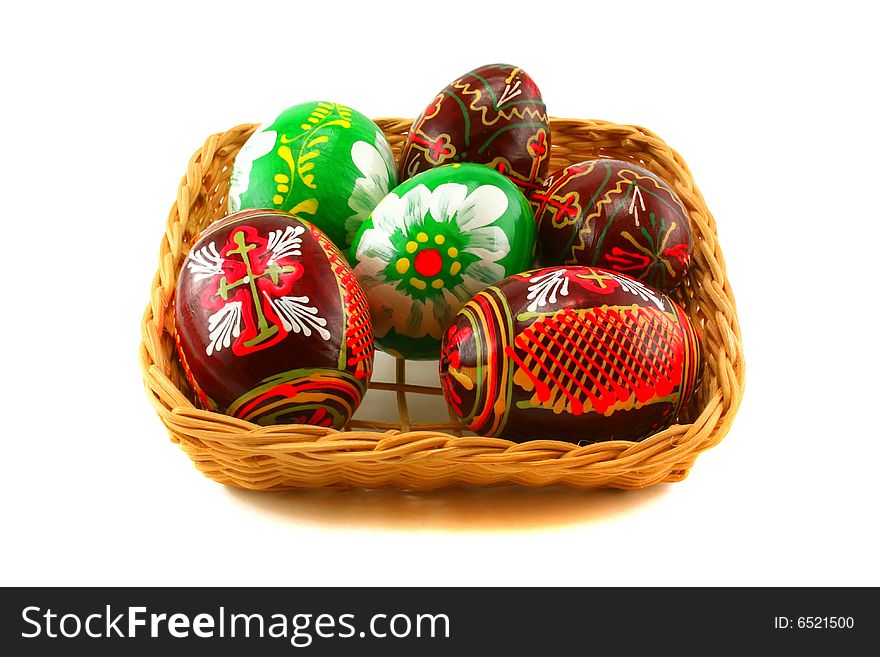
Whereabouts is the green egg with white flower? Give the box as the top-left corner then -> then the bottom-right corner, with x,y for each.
228,101 -> 397,251
350,163 -> 536,360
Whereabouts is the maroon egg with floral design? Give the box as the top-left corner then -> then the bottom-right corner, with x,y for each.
174,209 -> 374,427
440,266 -> 702,444
531,159 -> 692,293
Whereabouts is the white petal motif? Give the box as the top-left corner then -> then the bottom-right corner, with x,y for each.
268,294 -> 331,340
227,127 -> 278,212
462,226 -> 511,260
351,139 -> 389,183
346,140 -> 393,242
607,272 -> 666,310
206,301 -> 243,356
429,183 -> 469,223
525,269 -> 570,313
456,185 -> 509,232
374,130 -> 397,182
187,241 -> 224,282
354,229 -> 397,264
369,192 -> 407,236
266,225 -> 305,263
399,184 -> 433,231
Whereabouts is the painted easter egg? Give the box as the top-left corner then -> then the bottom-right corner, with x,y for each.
174,209 -> 374,427
531,159 -> 693,293
228,101 -> 397,252
439,266 -> 702,443
398,63 -> 550,195
350,163 -> 536,360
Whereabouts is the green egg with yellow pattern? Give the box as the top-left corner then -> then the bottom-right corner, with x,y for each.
228,101 -> 397,251
350,162 -> 536,360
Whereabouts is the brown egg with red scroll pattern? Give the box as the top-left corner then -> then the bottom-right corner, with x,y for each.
174,209 -> 373,428
398,63 -> 550,195
440,266 -> 702,444
531,159 -> 693,293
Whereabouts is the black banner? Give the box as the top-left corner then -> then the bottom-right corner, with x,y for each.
0,587 -> 871,654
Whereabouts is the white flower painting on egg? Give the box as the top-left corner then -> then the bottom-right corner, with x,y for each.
345,133 -> 397,242
228,127 -> 278,213
353,182 -> 512,342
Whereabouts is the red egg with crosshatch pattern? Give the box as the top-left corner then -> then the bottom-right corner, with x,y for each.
439,266 -> 702,443
174,209 -> 374,427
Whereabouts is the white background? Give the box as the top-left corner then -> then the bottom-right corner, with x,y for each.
1,0 -> 877,587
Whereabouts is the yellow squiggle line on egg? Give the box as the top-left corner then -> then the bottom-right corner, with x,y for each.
453,80 -> 548,127
570,169 -> 663,263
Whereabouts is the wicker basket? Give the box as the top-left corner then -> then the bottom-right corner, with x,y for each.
139,117 -> 744,491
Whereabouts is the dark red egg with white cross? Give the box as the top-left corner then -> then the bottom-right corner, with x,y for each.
398,63 -> 550,194
531,159 -> 693,293
439,266 -> 702,443
174,209 -> 374,427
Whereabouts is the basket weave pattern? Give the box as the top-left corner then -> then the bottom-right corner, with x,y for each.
139,118 -> 744,490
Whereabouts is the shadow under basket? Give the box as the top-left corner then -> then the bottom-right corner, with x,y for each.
140,117 -> 745,491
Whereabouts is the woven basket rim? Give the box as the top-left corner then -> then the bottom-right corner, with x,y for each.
139,116 -> 745,491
